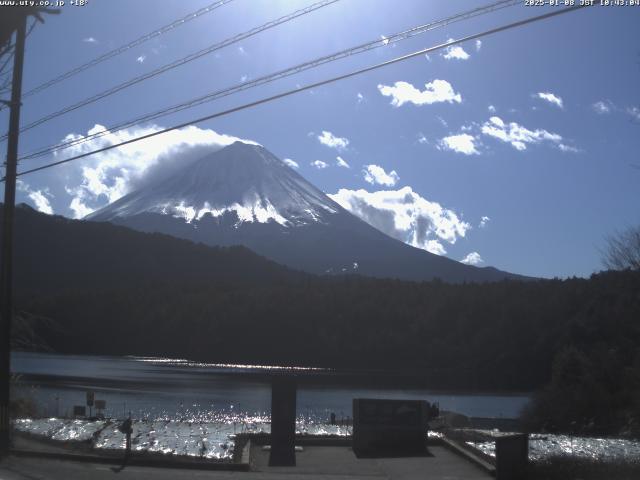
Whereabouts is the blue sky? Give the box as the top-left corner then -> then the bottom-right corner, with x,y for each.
1,0 -> 639,279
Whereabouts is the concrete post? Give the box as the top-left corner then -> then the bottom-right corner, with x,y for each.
269,376 -> 296,466
496,433 -> 529,480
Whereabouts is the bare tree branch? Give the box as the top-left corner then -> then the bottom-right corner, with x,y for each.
603,226 -> 640,271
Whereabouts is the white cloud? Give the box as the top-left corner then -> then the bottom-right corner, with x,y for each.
417,133 -> 429,145
237,46 -> 246,55
378,79 -> 462,107
475,40 -> 482,51
489,116 -> 505,128
57,123 -> 257,218
592,100 -> 612,114
363,164 -> 399,187
328,187 -> 470,255
488,105 -> 496,113
558,143 -> 580,153
69,197 -> 93,219
442,39 -> 470,60
439,134 -> 479,155
536,92 -> 564,109
283,158 -> 299,169
317,130 -> 349,150
28,190 -> 54,215
310,160 -> 328,169
627,106 -> 640,121
460,251 -> 483,265
357,92 -> 364,103
336,156 -> 350,168
82,37 -> 97,43
380,35 -> 390,46
17,180 -> 54,215
136,55 -> 146,63
240,74 -> 248,82
479,216 -> 490,228
481,116 -> 563,151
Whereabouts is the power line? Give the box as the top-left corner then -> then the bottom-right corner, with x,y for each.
0,49 -> 14,78
11,4 -> 592,180
1,0 -> 340,140
0,20 -> 36,100
19,0 -> 520,162
18,0 -> 235,100
0,43 -> 14,62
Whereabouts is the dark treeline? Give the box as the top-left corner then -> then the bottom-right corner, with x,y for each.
6,205 -> 640,435
4,204 -> 306,295
19,270 -> 640,390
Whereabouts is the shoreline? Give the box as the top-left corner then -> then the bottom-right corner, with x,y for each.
12,350 -> 535,395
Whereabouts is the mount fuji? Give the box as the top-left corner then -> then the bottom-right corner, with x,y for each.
87,141 -> 523,282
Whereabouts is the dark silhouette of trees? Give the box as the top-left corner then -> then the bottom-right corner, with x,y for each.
603,226 -> 640,271
5,204 -> 640,435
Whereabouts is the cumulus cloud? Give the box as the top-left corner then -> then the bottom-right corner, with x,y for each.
627,106 -> 640,121
363,164 -> 399,187
479,215 -> 490,228
592,100 -> 613,114
310,160 -> 328,169
439,134 -> 479,155
481,116 -> 563,151
558,143 -> 580,153
475,40 -> 482,51
328,187 -> 470,255
136,55 -> 146,64
56,123 -> 257,218
442,39 -> 470,60
536,92 -> 564,109
17,180 -> 54,214
357,92 -> 364,103
460,251 -> 483,265
283,158 -> 299,169
317,130 -> 349,150
417,133 -> 429,145
69,197 -> 93,219
488,105 -> 496,113
377,79 -> 462,107
336,156 -> 350,168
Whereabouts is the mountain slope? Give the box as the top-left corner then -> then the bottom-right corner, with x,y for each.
3,204 -> 304,296
88,142 -> 525,283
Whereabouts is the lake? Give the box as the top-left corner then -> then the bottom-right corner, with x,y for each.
11,351 -> 530,422
12,352 -> 640,463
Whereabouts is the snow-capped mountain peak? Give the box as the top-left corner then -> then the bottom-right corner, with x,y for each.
88,142 -> 339,227
88,141 -> 524,283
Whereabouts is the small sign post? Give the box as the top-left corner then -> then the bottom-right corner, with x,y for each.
86,391 -> 95,418
95,399 -> 106,418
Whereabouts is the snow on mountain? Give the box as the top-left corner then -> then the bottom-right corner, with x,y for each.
88,141 -> 339,227
88,141 -> 525,283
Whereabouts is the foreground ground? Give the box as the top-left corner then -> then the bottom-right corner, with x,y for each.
0,445 -> 490,480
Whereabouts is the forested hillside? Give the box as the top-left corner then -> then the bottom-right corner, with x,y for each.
6,205 -> 640,433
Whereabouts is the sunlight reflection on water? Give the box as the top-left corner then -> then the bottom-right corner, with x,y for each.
14,415 -> 351,460
467,432 -> 640,462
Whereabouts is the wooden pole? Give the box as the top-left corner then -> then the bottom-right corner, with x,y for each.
0,12 -> 27,455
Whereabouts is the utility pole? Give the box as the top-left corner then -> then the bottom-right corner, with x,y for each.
0,12 -> 27,455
